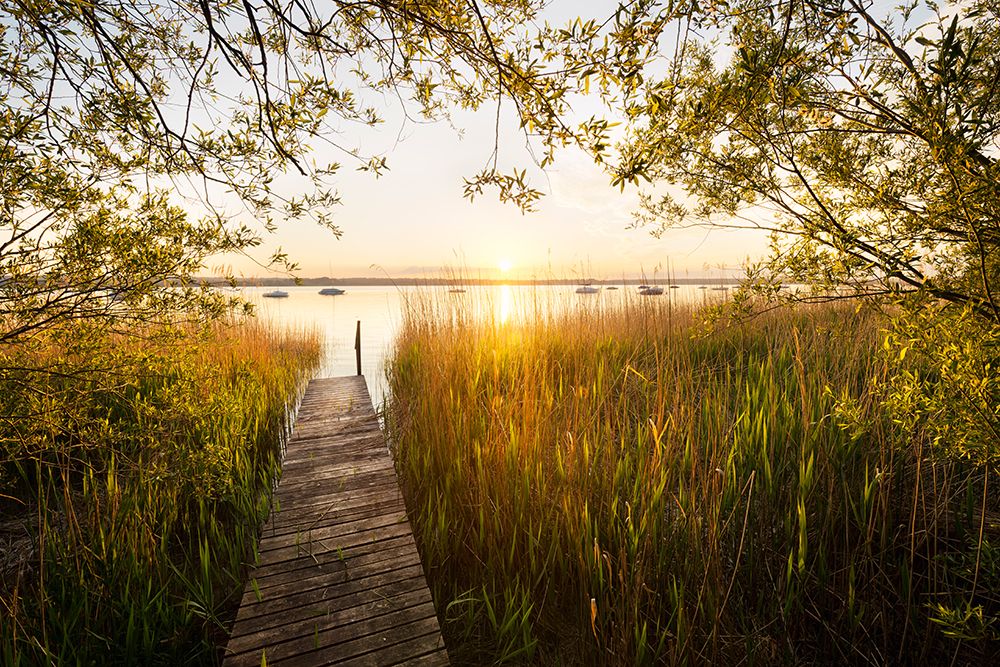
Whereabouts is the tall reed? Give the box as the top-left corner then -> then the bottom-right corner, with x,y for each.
0,318 -> 320,664
387,292 -> 995,664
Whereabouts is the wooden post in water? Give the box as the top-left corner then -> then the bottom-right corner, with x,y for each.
354,320 -> 361,376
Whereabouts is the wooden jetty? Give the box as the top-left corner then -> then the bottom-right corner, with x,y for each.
224,376 -> 448,666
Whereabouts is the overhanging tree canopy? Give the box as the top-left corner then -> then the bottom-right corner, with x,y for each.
1,0 -> 579,342
600,0 -> 999,322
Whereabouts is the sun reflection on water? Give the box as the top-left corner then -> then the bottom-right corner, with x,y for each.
497,284 -> 513,325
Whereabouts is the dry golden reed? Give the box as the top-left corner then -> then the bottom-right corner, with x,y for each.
388,291 -> 996,664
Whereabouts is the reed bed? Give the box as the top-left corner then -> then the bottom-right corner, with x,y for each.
0,319 -> 321,665
387,292 -> 996,664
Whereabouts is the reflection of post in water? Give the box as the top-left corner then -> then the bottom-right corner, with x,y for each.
355,320 -> 362,376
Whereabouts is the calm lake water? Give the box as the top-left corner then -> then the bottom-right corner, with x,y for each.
241,284 -> 730,406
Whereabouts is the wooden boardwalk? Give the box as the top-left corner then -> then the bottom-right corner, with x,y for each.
224,376 -> 448,666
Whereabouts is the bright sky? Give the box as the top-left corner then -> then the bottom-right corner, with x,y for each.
212,2 -> 772,282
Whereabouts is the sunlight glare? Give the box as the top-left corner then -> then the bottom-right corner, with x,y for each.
498,284 -> 513,325
498,259 -> 513,273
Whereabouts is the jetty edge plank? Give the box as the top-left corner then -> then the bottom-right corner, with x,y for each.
224,376 -> 448,666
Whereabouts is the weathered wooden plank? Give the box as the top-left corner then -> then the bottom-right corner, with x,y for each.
230,572 -> 429,640
253,521 -> 413,570
266,479 -> 399,511
281,446 -> 387,469
240,546 -> 422,604
227,587 -> 434,660
274,616 -> 446,667
265,487 -> 401,526
272,479 -> 399,507
250,538 -> 420,592
283,433 -> 386,453
245,533 -> 419,588
267,478 -> 399,508
253,509 -> 410,556
234,563 -> 427,626
238,546 -> 423,609
227,601 -> 439,666
278,454 -> 394,477
224,376 -> 448,666
270,467 -> 402,497
257,496 -> 405,538
275,458 -> 396,482
282,439 -> 384,458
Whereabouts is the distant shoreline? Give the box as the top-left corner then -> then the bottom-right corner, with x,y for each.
199,277 -> 744,287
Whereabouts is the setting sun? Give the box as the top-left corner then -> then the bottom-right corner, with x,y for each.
497,259 -> 513,273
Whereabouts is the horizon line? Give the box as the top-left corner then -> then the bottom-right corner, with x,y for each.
197,276 -> 745,286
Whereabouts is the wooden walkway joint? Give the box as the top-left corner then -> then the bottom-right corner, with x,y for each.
224,376 -> 448,666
